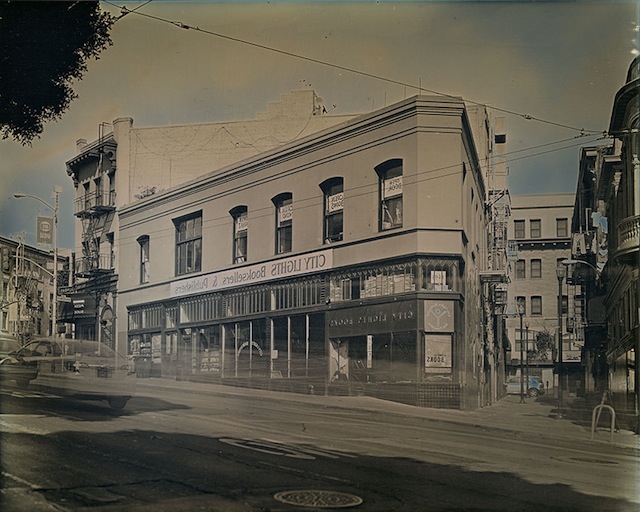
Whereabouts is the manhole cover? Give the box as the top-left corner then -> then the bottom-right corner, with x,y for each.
274,490 -> 363,508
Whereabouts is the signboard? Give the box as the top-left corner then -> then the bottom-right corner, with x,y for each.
278,204 -> 293,225
383,176 -> 403,198
425,334 -> 452,373
235,213 -> 248,232
424,301 -> 454,333
326,301 -> 417,337
171,249 -> 333,297
37,216 -> 53,245
326,192 -> 344,213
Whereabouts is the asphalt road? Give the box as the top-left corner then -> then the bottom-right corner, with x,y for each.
1,382 -> 638,511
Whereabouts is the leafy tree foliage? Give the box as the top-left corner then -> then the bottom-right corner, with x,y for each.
0,1 -> 115,145
527,329 -> 555,362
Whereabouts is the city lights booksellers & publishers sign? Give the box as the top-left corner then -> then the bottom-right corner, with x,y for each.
170,249 -> 333,298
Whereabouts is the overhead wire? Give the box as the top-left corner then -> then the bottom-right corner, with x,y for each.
103,2 -> 606,136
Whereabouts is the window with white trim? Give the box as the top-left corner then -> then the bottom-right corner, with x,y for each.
138,235 -> 149,284
174,212 -> 202,276
273,193 -> 292,254
321,177 -> 343,243
376,159 -> 403,230
230,206 -> 248,263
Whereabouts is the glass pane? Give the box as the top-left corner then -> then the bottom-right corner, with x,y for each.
325,212 -> 343,242
382,196 -> 402,229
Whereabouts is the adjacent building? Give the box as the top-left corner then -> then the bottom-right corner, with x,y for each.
567,57 -> 639,432
0,236 -> 68,341
604,56 -> 639,431
569,144 -> 618,399
506,194 -> 577,394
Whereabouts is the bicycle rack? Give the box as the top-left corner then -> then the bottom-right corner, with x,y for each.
591,404 -> 616,442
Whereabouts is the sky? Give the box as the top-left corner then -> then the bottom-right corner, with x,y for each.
1,0 -> 638,250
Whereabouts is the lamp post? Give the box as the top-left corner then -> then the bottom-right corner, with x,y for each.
14,188 -> 60,337
525,322 -> 530,394
561,258 -> 599,276
556,266 -> 565,419
518,302 -> 525,403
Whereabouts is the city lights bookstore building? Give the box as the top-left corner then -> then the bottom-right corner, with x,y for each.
118,96 -> 490,410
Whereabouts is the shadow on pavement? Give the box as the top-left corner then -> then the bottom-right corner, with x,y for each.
1,428 -> 638,512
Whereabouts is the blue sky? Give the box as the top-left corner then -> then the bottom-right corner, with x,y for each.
1,0 -> 638,249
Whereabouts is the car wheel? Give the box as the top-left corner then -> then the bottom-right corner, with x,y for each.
108,397 -> 129,410
528,388 -> 539,398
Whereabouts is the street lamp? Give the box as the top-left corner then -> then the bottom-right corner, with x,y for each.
14,188 -> 60,337
556,265 -> 565,419
518,302 -> 525,403
525,322 -> 530,395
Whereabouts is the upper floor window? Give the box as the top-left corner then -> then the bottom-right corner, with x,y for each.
515,259 -> 525,279
531,296 -> 542,316
530,219 -> 541,238
530,259 -> 542,279
376,159 -> 403,230
556,218 -> 568,237
230,206 -> 248,263
273,193 -> 292,254
321,177 -> 344,244
515,296 -> 526,315
514,220 -> 525,239
174,212 -> 202,276
138,235 -> 150,284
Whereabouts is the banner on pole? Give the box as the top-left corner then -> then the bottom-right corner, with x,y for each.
37,217 -> 53,245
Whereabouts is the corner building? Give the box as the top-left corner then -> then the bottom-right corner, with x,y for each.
117,95 -> 494,410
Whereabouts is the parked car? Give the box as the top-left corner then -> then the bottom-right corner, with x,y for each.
504,376 -> 545,397
0,334 -> 22,359
0,338 -> 136,409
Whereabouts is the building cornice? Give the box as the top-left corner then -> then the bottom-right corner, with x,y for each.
120,95 -> 469,218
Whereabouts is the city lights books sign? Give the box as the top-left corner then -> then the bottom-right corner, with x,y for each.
171,249 -> 333,297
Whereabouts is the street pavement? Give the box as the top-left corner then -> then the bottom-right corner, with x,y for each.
135,378 -> 639,451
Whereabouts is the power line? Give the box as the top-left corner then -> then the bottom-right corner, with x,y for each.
104,2 -> 605,136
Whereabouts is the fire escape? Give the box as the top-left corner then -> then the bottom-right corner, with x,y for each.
11,241 -> 44,340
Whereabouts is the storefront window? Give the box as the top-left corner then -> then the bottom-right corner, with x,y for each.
290,315 -> 307,377
272,317 -> 289,378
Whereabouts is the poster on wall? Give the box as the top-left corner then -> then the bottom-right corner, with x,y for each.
425,334 -> 452,373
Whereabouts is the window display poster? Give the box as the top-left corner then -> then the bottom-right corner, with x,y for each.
425,334 -> 452,373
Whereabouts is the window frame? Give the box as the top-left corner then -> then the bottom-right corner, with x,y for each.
515,259 -> 526,279
530,219 -> 541,238
531,296 -> 543,316
273,193 -> 293,254
515,296 -> 526,316
556,218 -> 568,238
530,258 -> 542,279
376,159 -> 403,231
174,211 -> 202,276
514,220 -> 525,239
320,177 -> 344,244
230,206 -> 248,264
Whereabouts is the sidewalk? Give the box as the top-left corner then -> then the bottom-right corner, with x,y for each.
134,378 -> 639,451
